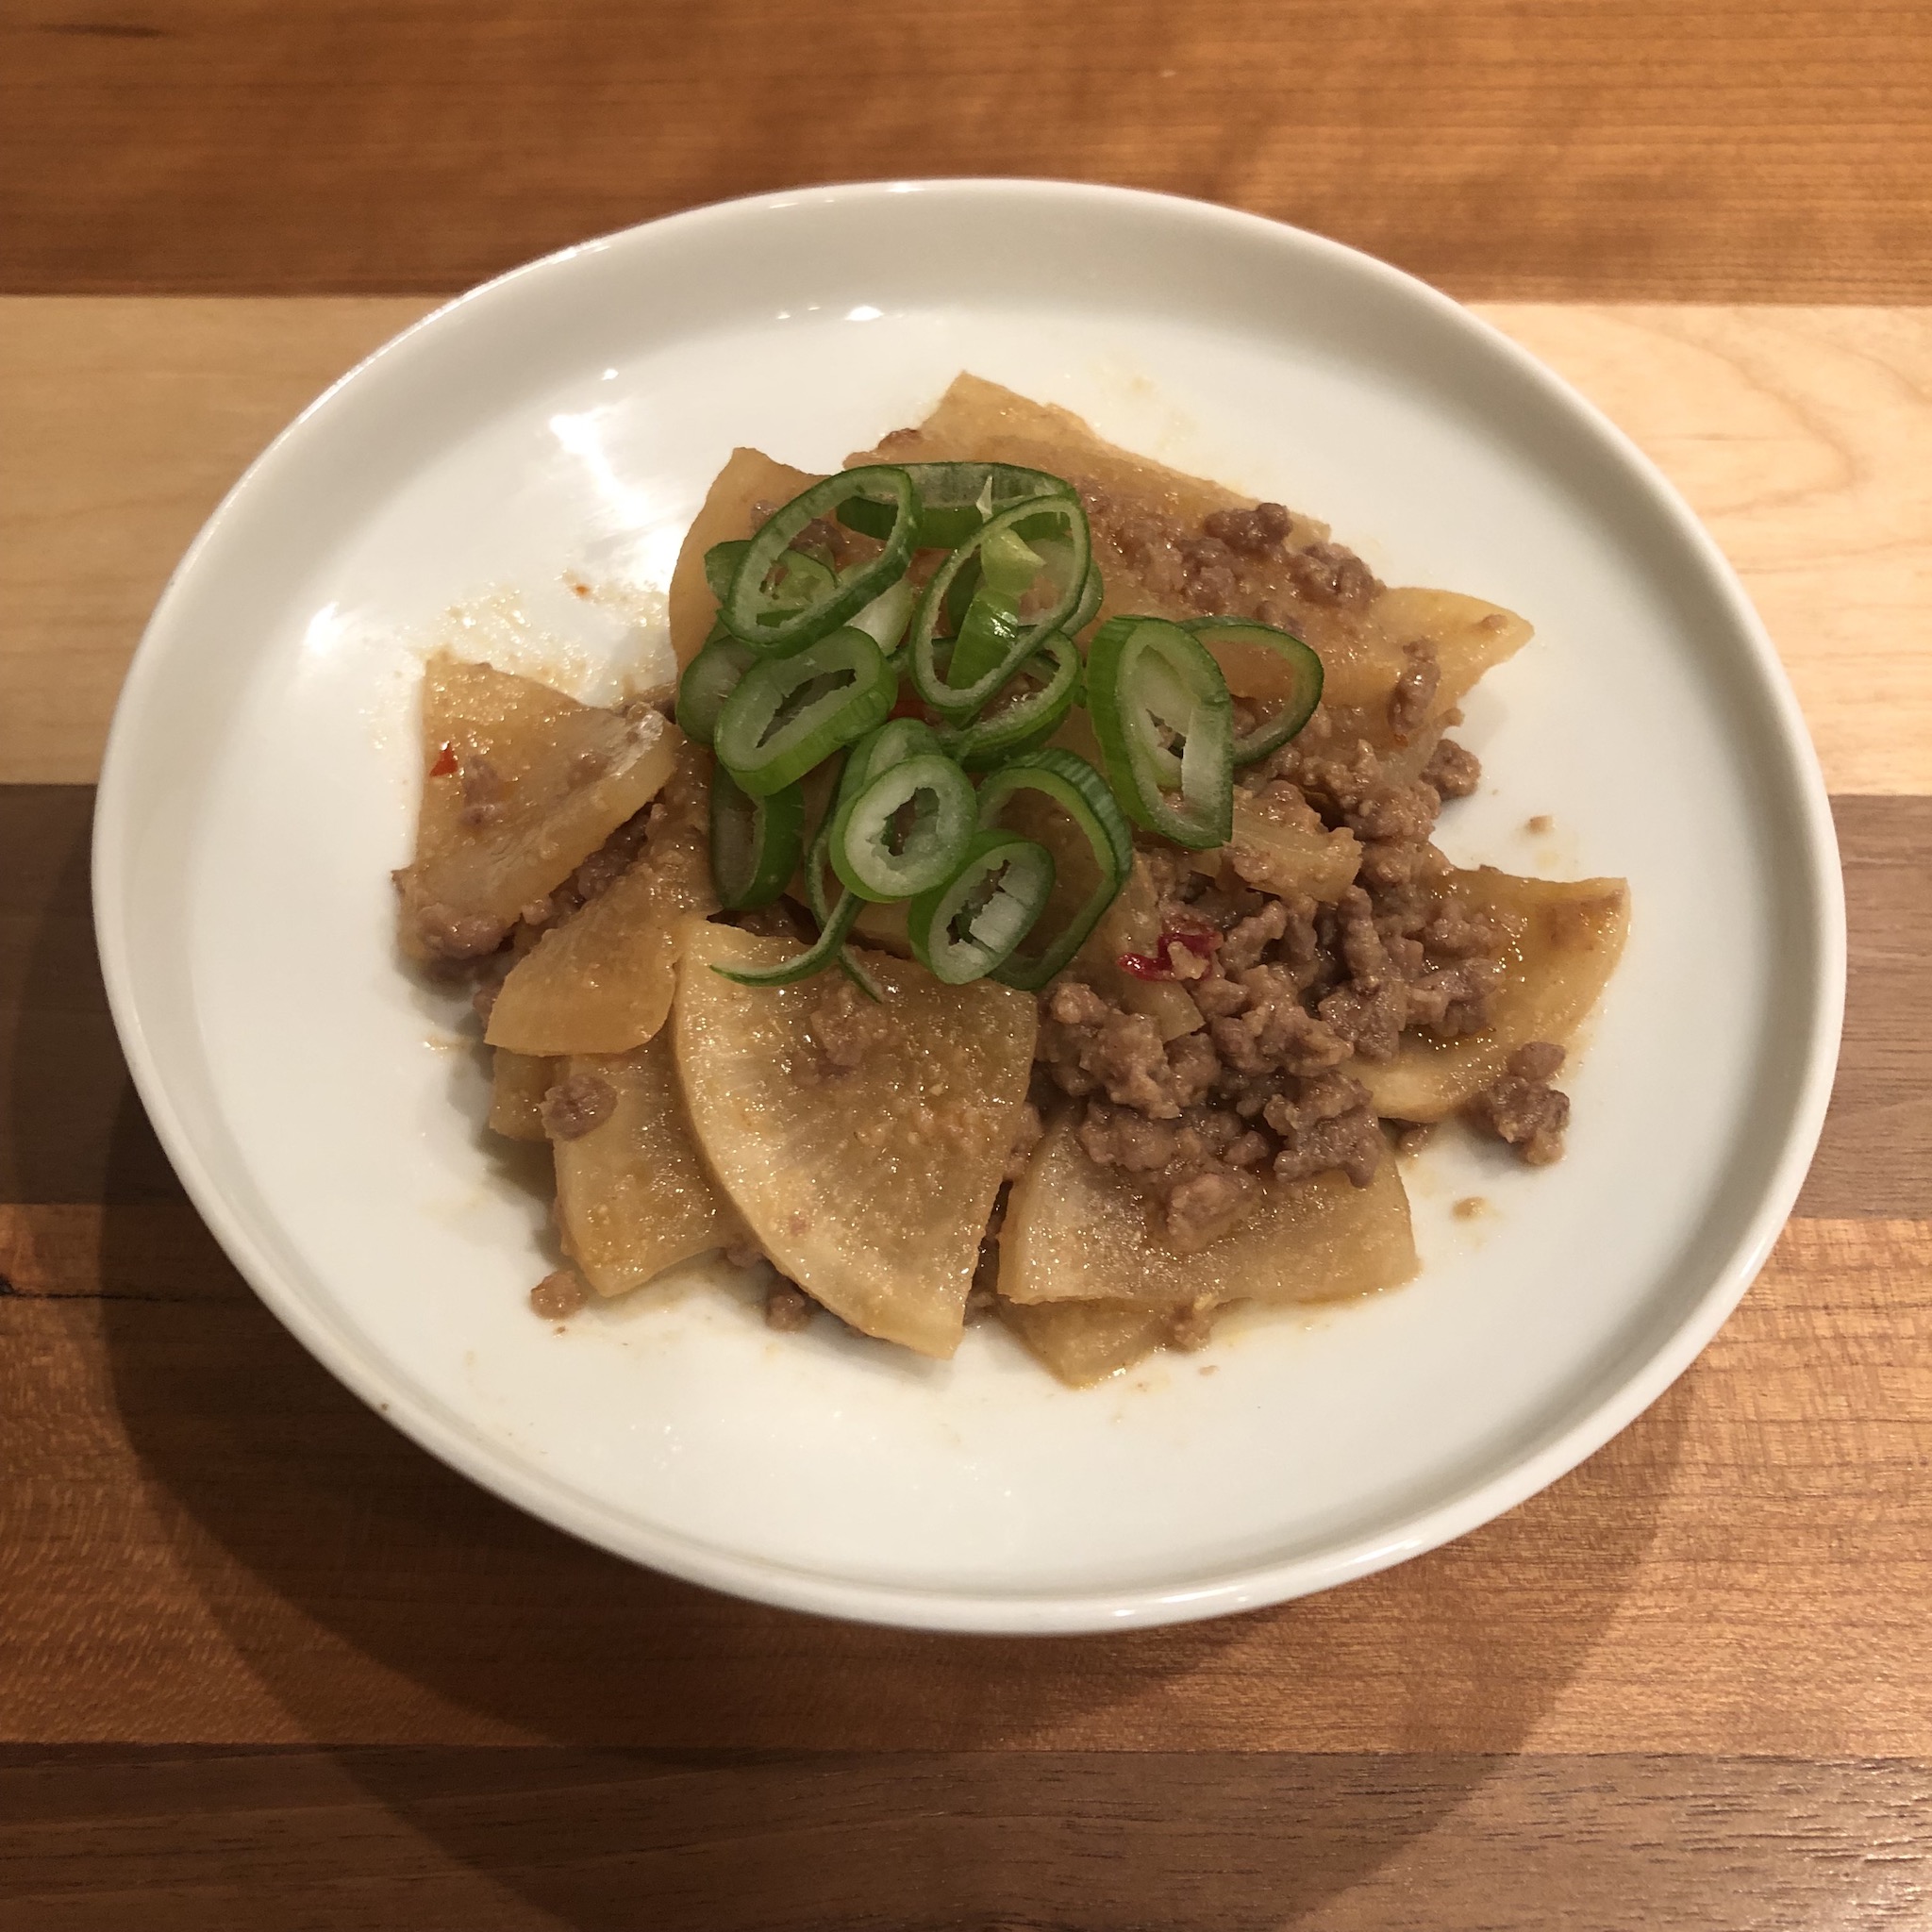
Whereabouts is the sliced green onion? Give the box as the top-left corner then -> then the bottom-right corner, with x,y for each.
709,766 -> 805,910
977,524 -> 1043,599
1184,618 -> 1324,765
909,495 -> 1091,722
908,830 -> 1057,984
712,625 -> 894,796
1086,616 -> 1234,849
714,815 -> 877,994
838,461 -> 1076,549
711,888 -> 863,987
943,554 -> 982,636
723,467 -> 917,656
829,751 -> 977,902
838,716 -> 941,808
809,811 -> 885,998
974,747 -> 1134,991
940,631 -> 1081,770
703,539 -> 749,603
943,586 -> 1027,692
706,538 -> 836,617
847,574 -> 918,653
675,631 -> 757,747
1066,559 -> 1104,635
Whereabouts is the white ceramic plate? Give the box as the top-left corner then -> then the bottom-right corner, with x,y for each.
94,181 -> 1843,1632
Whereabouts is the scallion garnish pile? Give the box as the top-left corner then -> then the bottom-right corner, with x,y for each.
675,460 -> 1324,994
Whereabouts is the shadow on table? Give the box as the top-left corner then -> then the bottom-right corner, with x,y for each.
94,1079 -> 1690,1932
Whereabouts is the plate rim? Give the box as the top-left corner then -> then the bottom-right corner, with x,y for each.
92,177 -> 1847,1633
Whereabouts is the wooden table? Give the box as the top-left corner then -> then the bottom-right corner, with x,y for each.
4,5 -> 1929,1925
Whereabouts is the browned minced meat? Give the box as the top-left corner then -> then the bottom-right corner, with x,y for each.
541,1071 -> 617,1141
1038,708 -> 1525,1244
413,903 -> 510,962
1423,737 -> 1482,799
530,1268 -> 589,1321
1387,641 -> 1440,743
724,1239 -> 764,1270
1202,501 -> 1293,558
1466,1042 -> 1571,1165
571,807 -> 653,904
1280,541 -> 1380,609
763,1279 -> 816,1331
511,804 -> 657,941
1080,489 -> 1382,619
807,975 -> 892,1072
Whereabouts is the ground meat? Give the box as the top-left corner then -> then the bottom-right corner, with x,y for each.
724,1239 -> 765,1270
1177,534 -> 1240,611
1076,1102 -> 1264,1250
1387,641 -> 1440,743
808,976 -> 892,1072
1283,541 -> 1381,608
1202,501 -> 1293,558
572,807 -> 654,904
412,902 -> 510,962
1263,1074 -> 1383,1187
1218,898 -> 1290,974
1165,1031 -> 1220,1107
541,1071 -> 617,1141
1163,1168 -> 1257,1253
1423,737 -> 1482,799
1423,900 -> 1502,958
1077,1104 -> 1181,1173
1315,981 -> 1408,1061
764,1279 -> 816,1331
1208,967 -> 1352,1075
529,1268 -> 589,1321
1025,655 -> 1561,1234
1040,979 -> 1183,1116
1509,1041 -> 1566,1083
1466,1042 -> 1571,1164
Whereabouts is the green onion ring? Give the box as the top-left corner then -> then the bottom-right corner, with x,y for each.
974,746 -> 1134,991
1086,615 -> 1235,849
722,467 -> 917,657
907,829 -> 1058,985
1184,617 -> 1324,765
712,625 -> 895,796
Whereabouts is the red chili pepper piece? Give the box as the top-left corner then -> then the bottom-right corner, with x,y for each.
1119,926 -> 1222,981
429,742 -> 458,777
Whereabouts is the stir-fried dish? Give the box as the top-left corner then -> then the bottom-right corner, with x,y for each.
394,375 -> 1628,1385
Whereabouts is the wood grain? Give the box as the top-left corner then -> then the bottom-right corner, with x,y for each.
0,297 -> 429,791
2,1198 -> 1927,1755
1797,796 -> 1932,1221
3,1747 -> 1928,1931
5,298 -> 1929,791
4,0 -> 1930,303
